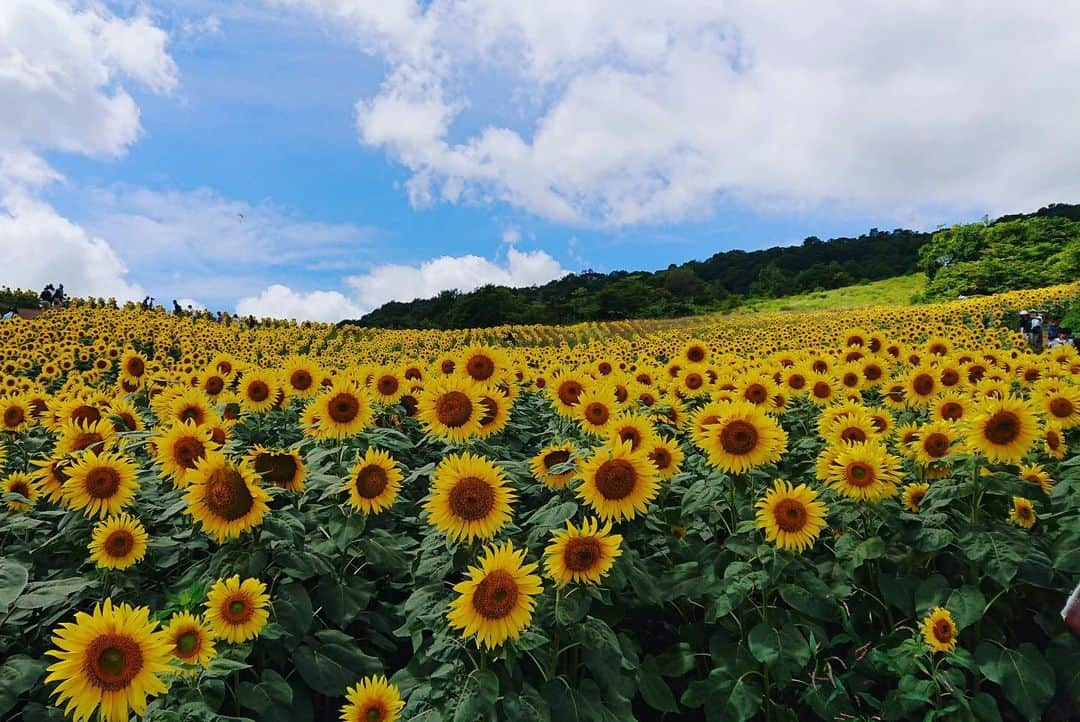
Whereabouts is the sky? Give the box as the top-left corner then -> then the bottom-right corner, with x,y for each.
2,1 -> 1079,322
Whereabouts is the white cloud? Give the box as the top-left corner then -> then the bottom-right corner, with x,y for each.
237,245 -> 568,321
274,1 -> 1080,225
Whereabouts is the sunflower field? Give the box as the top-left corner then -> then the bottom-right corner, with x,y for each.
1,283 -> 1079,722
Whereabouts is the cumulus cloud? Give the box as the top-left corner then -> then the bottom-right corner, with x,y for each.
236,246 -> 568,321
274,1 -> 1080,225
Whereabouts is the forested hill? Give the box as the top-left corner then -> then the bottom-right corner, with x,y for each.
344,203 -> 1080,329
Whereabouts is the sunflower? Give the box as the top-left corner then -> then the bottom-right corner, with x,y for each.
119,349 -> 150,382
313,382 -> 374,439
1043,424 -> 1068,459
607,413 -> 658,452
370,367 -> 405,404
340,675 -> 405,722
529,443 -> 577,489
476,386 -> 511,439
106,398 -> 144,434
645,435 -> 685,480
164,388 -> 217,428
198,370 -> 229,398
247,446 -> 306,492
417,376 -> 484,442
682,341 -> 710,365
0,394 -> 31,432
821,407 -> 880,446
824,442 -> 903,502
237,369 -> 278,413
88,513 -> 148,570
447,541 -> 543,649
548,370 -> 589,417
204,575 -> 270,643
44,599 -> 172,722
425,452 -> 514,541
904,366 -> 939,408
1008,496 -> 1036,529
344,447 -> 402,514
677,364 -> 712,396
920,607 -> 958,653
902,482 -> 931,513
2,471 -> 38,511
806,373 -> 841,406
1034,381 -> 1080,428
697,402 -> 787,475
185,455 -> 270,542
575,384 -> 618,436
64,450 -> 138,518
153,421 -> 213,488
754,479 -> 828,554
282,356 -> 321,398
54,418 -> 116,456
966,395 -> 1040,464
163,612 -> 217,670
458,345 -> 510,384
29,455 -> 73,503
544,517 -> 623,587
912,420 -> 963,465
576,440 -> 660,522
1018,463 -> 1054,494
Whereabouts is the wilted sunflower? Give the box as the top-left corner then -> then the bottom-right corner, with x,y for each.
544,517 -> 623,587
698,402 -> 787,475
185,455 -> 270,542
153,421 -> 213,488
447,541 -> 543,649
1008,496 -> 1036,529
2,471 -> 38,511
426,452 -> 514,541
755,479 -> 828,553
313,382 -> 374,439
88,513 -> 148,570
204,575 -> 270,643
529,443 -> 577,489
417,376 -> 484,442
44,599 -> 172,722
64,450 -> 138,518
902,482 -> 931,513
344,447 -> 402,514
340,675 -> 405,722
966,395 -> 1040,464
920,607 -> 958,653
247,446 -> 306,492
1018,462 -> 1054,494
577,440 -> 660,522
163,612 -> 217,670
825,442 -> 903,502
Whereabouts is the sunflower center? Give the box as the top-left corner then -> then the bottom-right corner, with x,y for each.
466,355 -> 496,381
584,402 -> 610,425
1047,430 -> 1062,450
788,374 -> 806,390
941,369 -> 960,386
440,359 -> 456,374
864,365 -> 883,381
224,596 -> 254,624
180,406 -> 204,424
363,702 -> 389,722
687,346 -> 706,362
247,381 -> 270,402
431,391 -> 472,428
205,376 -> 225,395
1018,506 -> 1032,520
557,381 -> 583,406
72,405 -> 102,426
720,420 -> 759,455
744,384 -> 768,403
471,570 -> 519,620
254,453 -> 298,486
594,459 -> 637,500
812,381 -> 832,399
840,427 -> 868,444
543,450 -> 571,471
923,432 -> 951,458
564,536 -> 603,572
912,374 -> 935,395
1050,397 -> 1074,418
617,427 -> 641,450
377,375 -> 399,396
773,498 -> 808,532
10,481 -> 29,498
290,370 -> 313,391
85,634 -> 143,691
328,393 -> 361,423
114,412 -> 137,431
649,447 -> 672,469
175,630 -> 200,657
106,530 -> 134,557
173,436 -> 206,469
908,489 -> 926,507
205,467 -> 255,521
478,397 -> 498,426
85,467 -> 121,498
845,462 -> 875,488
355,465 -> 389,499
126,358 -> 145,377
940,402 -> 964,421
598,362 -> 612,375
449,476 -> 496,520
932,619 -> 953,644
684,373 -> 704,390
3,407 -> 24,427
984,411 -> 1021,445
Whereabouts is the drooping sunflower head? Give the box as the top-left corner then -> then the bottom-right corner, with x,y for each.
416,376 -> 483,443
425,452 -> 514,542
204,575 -> 270,644
88,513 -> 149,570
44,599 -> 172,722
754,479 -> 828,554
544,517 -> 623,587
2,471 -> 38,512
920,606 -> 958,653
247,446 -> 306,493
340,675 -> 406,722
966,395 -> 1040,464
185,455 -> 270,543
64,450 -> 138,519
1018,462 -> 1054,494
447,541 -> 543,649
344,447 -> 403,514
576,440 -> 660,522
164,611 -> 217,671
529,443 -> 578,489
1008,496 -> 1036,529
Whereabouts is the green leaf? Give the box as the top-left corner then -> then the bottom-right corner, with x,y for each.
205,657 -> 252,676
501,682 -> 550,722
0,655 -> 46,716
0,558 -> 28,610
555,588 -> 591,625
975,642 -> 1055,722
273,582 -> 313,639
453,669 -> 499,722
946,586 -> 986,630
638,672 -> 679,713
779,583 -> 837,621
748,623 -> 780,665
913,574 -> 950,615
314,575 -> 373,627
293,632 -> 381,697
968,692 -> 1002,722
15,576 -> 95,610
238,670 -> 292,714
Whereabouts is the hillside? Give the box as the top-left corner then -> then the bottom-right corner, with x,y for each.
345,202 -> 1080,330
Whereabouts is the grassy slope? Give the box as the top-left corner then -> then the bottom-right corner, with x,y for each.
733,273 -> 925,315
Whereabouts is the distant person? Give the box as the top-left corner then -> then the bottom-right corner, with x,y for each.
51,284 -> 64,307
1049,330 -> 1074,348
1047,317 -> 1063,339
1,305 -> 17,320
40,284 -> 54,308
173,299 -> 183,315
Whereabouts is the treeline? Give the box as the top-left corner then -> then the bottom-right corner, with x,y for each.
348,228 -> 929,329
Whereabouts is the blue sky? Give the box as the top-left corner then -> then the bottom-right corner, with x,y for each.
3,2 -> 1077,320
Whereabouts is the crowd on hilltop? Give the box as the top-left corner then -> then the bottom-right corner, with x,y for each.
1019,310 -> 1074,352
